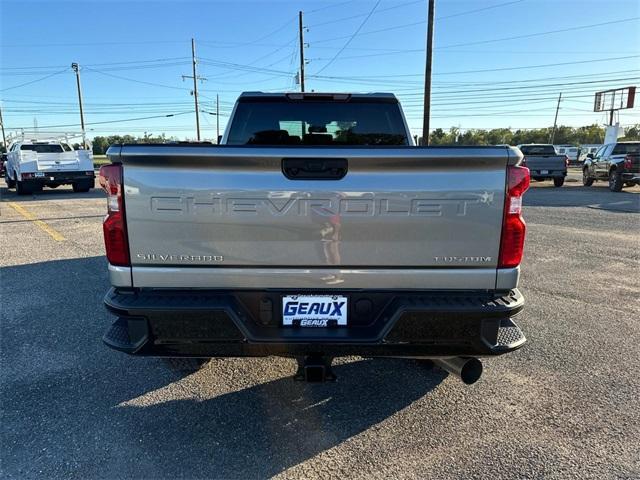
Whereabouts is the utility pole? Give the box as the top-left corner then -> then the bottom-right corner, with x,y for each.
71,63 -> 87,148
298,11 -> 305,92
216,94 -> 220,142
181,38 -> 206,141
0,104 -> 7,152
422,0 -> 435,145
549,92 -> 562,144
191,38 -> 201,141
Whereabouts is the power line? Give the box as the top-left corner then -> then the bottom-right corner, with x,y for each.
310,16 -> 639,46
1,40 -> 186,48
198,16 -> 297,50
9,111 -> 193,129
401,92 -> 595,108
232,15 -> 297,47
308,0 -> 523,30
4,74 -> 632,112
313,0 -> 382,75
312,55 -> 640,78
0,69 -> 68,92
307,0 -> 423,28
308,68 -> 640,88
202,38 -> 297,81
1,58 -> 192,75
437,0 -> 525,20
428,69 -> 640,87
398,76 -> 640,98
437,17 -> 640,49
84,68 -> 190,91
198,58 -> 295,77
306,0 -> 354,14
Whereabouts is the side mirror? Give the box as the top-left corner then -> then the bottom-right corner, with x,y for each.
217,135 -> 222,145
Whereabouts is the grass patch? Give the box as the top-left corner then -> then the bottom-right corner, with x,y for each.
93,155 -> 110,167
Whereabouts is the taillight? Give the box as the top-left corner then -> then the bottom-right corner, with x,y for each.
565,155 -> 570,167
499,165 -> 530,268
624,155 -> 633,169
98,164 -> 130,266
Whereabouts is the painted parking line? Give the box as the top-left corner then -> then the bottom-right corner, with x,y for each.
7,202 -> 66,242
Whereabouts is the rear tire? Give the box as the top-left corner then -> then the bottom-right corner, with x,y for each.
16,180 -> 33,196
6,173 -> 16,189
72,180 -> 92,193
162,357 -> 209,372
582,169 -> 594,186
609,170 -> 623,192
553,177 -> 565,187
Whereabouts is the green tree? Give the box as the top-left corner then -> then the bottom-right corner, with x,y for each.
621,124 -> 640,141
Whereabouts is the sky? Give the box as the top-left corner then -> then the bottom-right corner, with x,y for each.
1,0 -> 639,142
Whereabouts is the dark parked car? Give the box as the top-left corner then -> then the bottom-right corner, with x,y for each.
582,142 -> 640,192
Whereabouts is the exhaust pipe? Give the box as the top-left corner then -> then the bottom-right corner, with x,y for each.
433,357 -> 483,385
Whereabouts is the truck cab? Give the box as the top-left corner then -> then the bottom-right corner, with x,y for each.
5,139 -> 95,195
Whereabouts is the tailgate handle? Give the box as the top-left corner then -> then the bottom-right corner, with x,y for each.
282,158 -> 347,180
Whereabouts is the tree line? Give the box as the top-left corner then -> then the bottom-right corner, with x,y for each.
90,124 -> 640,153
90,133 -> 175,154
422,124 -> 640,146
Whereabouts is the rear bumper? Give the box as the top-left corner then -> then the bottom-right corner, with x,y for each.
621,172 -> 640,183
530,169 -> 566,178
22,170 -> 94,185
103,288 -> 526,358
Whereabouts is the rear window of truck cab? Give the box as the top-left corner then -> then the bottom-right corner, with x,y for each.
519,145 -> 557,155
612,143 -> 640,155
226,98 -> 409,146
20,144 -> 64,153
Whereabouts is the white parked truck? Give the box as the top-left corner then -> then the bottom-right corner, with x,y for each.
5,139 -> 95,195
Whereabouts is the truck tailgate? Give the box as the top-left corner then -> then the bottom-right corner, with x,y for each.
524,155 -> 565,171
112,145 -> 520,287
35,152 -> 80,171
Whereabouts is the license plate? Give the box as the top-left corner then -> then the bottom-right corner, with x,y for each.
282,295 -> 348,327
34,172 -> 45,178
540,170 -> 549,174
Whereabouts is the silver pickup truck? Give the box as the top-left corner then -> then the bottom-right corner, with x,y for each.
99,92 -> 530,384
518,144 -> 568,187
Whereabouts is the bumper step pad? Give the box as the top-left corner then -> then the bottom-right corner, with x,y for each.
494,317 -> 526,351
103,317 -> 148,353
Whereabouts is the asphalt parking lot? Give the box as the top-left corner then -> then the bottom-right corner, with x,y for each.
1,170 -> 639,479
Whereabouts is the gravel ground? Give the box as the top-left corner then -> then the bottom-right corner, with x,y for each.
1,173 -> 639,479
